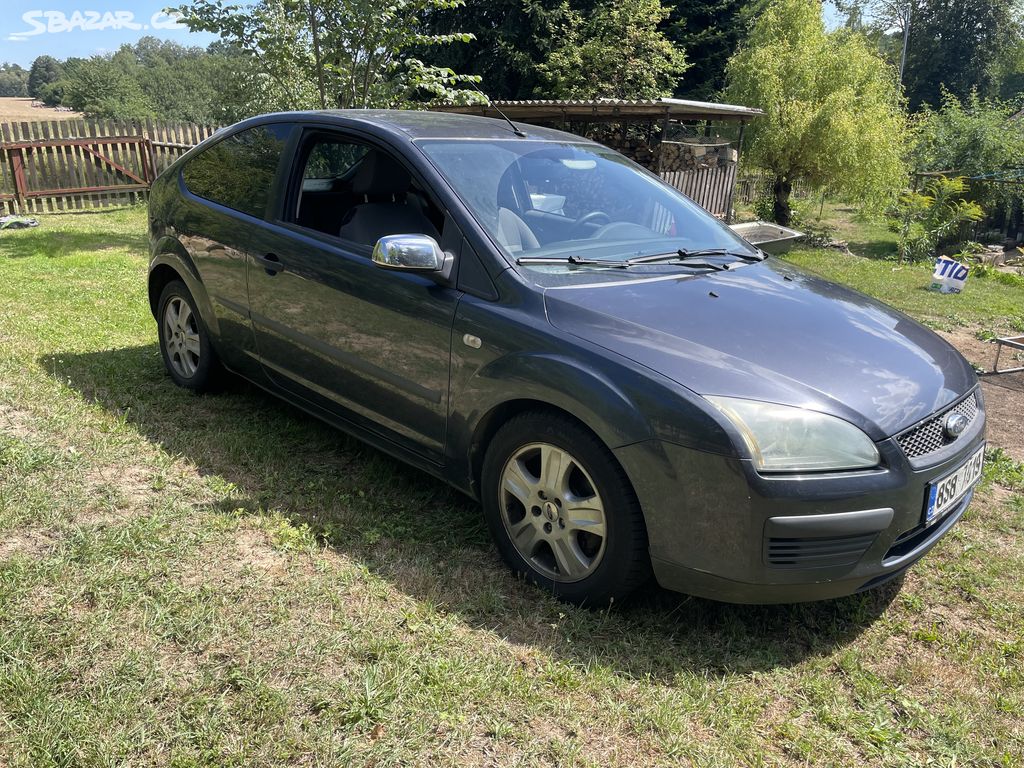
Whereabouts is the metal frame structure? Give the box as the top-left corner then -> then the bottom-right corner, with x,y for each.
981,335 -> 1024,376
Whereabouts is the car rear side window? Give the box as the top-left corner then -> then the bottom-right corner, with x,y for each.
182,124 -> 290,218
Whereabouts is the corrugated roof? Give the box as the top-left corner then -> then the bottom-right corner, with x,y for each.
435,97 -> 762,122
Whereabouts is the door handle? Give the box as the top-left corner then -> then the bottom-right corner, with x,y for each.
256,253 -> 284,275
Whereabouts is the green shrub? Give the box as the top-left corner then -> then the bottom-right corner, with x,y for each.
891,176 -> 984,263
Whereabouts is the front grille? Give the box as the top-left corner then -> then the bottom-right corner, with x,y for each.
766,532 -> 878,569
895,391 -> 979,460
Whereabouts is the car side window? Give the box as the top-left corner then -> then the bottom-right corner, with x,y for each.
182,124 -> 290,218
303,140 -> 367,181
289,132 -> 443,248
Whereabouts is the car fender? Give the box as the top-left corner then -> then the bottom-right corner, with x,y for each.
447,349 -> 660,499
148,236 -> 221,337
472,351 -> 652,445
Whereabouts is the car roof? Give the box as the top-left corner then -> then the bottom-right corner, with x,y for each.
253,109 -> 596,144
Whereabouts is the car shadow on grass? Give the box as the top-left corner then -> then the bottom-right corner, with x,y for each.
42,343 -> 901,680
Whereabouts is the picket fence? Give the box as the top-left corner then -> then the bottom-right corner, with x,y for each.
0,118 -> 219,214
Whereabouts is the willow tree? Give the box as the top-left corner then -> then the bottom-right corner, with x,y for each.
724,0 -> 907,225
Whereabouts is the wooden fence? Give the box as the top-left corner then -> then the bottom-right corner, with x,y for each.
0,118 -> 219,214
1,117 -> 818,223
662,165 -> 739,220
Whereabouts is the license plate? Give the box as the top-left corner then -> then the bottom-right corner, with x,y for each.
925,445 -> 985,524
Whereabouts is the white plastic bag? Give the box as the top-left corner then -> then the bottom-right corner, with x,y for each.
930,256 -> 970,294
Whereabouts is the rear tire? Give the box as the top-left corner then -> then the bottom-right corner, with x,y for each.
157,280 -> 222,393
481,411 -> 651,606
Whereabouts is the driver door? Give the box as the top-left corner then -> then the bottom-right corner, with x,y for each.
246,128 -> 462,463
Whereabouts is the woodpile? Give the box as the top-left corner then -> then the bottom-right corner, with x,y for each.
596,135 -> 738,172
659,141 -> 738,172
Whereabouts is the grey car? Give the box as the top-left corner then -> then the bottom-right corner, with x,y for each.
147,110 -> 986,605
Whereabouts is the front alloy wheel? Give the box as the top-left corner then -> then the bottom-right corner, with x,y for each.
482,412 -> 651,605
500,443 -> 607,582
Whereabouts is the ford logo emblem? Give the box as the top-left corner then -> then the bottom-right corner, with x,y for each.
944,412 -> 968,439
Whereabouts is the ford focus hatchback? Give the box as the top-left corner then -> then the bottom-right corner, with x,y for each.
147,111 -> 986,605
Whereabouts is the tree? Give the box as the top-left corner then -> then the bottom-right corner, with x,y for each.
17,42 -> 280,122
991,24 -> 1024,102
903,0 -> 1019,109
27,56 -> 64,98
171,0 -> 483,110
0,63 -> 29,97
837,0 -> 1023,109
910,91 -> 1024,222
833,0 -> 919,79
115,38 -> 241,123
538,0 -> 687,99
724,0 -> 907,225
418,0 -> 578,100
56,56 -> 155,119
661,0 -> 765,100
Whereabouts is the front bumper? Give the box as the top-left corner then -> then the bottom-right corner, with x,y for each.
614,406 -> 985,604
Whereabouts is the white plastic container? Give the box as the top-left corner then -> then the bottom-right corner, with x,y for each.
930,256 -> 970,294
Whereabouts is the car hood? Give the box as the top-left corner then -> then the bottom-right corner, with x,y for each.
544,259 -> 977,439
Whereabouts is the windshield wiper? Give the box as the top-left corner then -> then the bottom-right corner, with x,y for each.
515,255 -> 631,269
686,247 -> 765,262
628,248 -> 764,266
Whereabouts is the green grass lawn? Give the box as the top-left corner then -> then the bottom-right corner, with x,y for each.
784,248 -> 1024,335
1,207 -> 1023,767
779,201 -> 1024,334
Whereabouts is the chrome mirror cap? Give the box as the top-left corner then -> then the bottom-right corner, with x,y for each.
372,234 -> 446,272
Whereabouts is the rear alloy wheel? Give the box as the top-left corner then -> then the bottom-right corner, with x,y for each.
163,295 -> 201,379
157,280 -> 222,392
482,412 -> 651,605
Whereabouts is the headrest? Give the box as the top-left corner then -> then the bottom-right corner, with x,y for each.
350,150 -> 412,196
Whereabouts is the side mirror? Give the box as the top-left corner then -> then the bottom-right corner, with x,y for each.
371,234 -> 446,272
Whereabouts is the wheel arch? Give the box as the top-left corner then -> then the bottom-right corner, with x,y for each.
459,354 -> 656,499
468,399 -> 606,496
147,238 -> 220,337
148,263 -> 182,318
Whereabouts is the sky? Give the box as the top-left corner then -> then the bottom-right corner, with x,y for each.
0,1 -> 217,66
0,0 -> 847,69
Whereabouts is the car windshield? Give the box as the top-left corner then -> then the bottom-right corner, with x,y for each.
417,138 -> 759,285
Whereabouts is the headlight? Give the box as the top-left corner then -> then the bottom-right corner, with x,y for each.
705,396 -> 880,472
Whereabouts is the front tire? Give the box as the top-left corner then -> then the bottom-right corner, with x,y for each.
157,280 -> 222,392
481,412 -> 651,606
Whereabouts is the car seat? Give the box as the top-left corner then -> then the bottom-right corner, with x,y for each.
338,150 -> 440,246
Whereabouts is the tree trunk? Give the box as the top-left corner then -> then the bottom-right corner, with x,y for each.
307,2 -> 327,110
772,176 -> 793,226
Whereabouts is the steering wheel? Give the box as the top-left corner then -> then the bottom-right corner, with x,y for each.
570,210 -> 611,238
